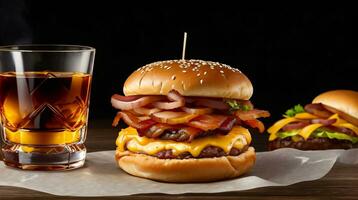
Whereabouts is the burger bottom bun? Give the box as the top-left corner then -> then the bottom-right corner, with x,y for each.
115,147 -> 255,183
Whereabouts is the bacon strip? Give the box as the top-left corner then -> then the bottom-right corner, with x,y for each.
112,111 -> 156,130
218,117 -> 237,132
244,119 -> 266,133
282,121 -> 310,131
187,115 -> 228,131
235,109 -> 270,121
111,89 -> 271,137
182,127 -> 203,142
281,119 -> 337,131
304,103 -> 333,118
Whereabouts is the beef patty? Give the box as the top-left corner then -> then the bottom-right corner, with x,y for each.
151,145 -> 249,159
269,137 -> 358,151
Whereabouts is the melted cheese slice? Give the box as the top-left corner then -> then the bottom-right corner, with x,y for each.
299,124 -> 324,140
267,117 -> 301,141
335,123 -> 358,135
294,112 -> 318,119
268,112 -> 358,141
116,126 -> 251,157
329,113 -> 348,124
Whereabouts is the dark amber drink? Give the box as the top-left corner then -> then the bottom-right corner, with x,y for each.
0,72 -> 92,170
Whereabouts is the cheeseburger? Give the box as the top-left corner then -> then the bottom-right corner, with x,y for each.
268,90 -> 358,151
111,59 -> 270,182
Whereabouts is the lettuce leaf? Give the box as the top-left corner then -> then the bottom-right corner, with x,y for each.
278,130 -> 300,139
225,100 -> 251,112
276,129 -> 358,143
314,131 -> 358,144
284,104 -> 305,117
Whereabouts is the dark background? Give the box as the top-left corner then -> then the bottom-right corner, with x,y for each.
0,1 -> 357,128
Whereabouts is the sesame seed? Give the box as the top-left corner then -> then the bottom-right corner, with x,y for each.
134,60 -> 245,80
171,75 -> 176,80
200,79 -> 204,84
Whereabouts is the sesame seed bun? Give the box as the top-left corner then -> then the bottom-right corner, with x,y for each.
123,59 -> 253,100
115,147 -> 255,183
313,90 -> 358,126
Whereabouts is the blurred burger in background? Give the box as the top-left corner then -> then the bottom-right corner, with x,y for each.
268,90 -> 358,151
111,59 -> 270,182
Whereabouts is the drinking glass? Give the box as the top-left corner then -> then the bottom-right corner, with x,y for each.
0,45 -> 95,170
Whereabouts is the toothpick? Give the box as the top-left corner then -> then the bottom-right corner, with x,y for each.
182,32 -> 187,60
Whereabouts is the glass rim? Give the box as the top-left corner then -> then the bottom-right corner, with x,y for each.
0,44 -> 95,53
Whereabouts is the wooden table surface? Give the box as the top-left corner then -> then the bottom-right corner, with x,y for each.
1,119 -> 357,200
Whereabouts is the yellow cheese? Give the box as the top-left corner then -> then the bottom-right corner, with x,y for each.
329,114 -> 358,135
334,123 -> 358,136
268,132 -> 278,141
268,113 -> 358,141
267,117 -> 300,135
298,123 -> 324,140
294,112 -> 318,119
116,126 -> 251,157
268,113 -> 319,140
329,113 -> 348,125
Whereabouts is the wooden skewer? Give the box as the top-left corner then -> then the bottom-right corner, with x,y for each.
182,32 -> 187,60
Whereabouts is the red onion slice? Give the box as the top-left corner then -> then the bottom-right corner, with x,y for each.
152,90 -> 185,110
133,107 -> 161,115
111,94 -> 164,110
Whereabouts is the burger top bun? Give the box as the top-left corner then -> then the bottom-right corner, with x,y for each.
123,59 -> 253,100
313,90 -> 358,125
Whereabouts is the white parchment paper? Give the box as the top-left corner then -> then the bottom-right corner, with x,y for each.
0,148 -> 355,197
